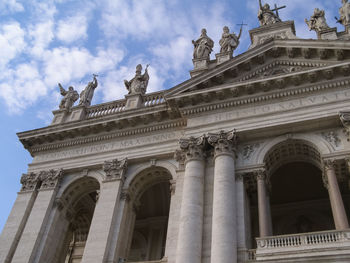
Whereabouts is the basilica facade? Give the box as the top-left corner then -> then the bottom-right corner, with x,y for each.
2,2 -> 350,263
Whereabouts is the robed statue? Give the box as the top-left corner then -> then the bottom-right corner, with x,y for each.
337,0 -> 350,26
219,26 -> 242,54
305,8 -> 330,33
79,74 -> 98,107
258,0 -> 282,26
58,84 -> 79,110
192,28 -> 214,60
124,64 -> 149,95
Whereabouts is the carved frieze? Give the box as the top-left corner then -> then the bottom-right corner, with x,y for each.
103,158 -> 128,182
207,130 -> 237,157
322,131 -> 341,147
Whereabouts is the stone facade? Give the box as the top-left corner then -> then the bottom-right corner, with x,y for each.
2,5 -> 350,263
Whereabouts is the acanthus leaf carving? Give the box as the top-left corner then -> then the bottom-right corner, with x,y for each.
207,130 -> 237,157
39,169 -> 63,190
20,172 -> 39,192
177,135 -> 206,162
103,158 -> 128,182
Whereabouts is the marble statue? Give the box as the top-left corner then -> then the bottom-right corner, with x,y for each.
124,64 -> 149,95
192,28 -> 214,60
58,84 -> 79,110
305,8 -> 330,33
219,26 -> 242,53
337,0 -> 350,26
79,74 -> 98,107
258,0 -> 282,26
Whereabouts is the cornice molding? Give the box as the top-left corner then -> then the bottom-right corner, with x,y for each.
180,78 -> 350,116
28,119 -> 186,154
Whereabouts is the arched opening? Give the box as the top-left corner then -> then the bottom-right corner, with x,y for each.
123,168 -> 172,262
262,140 -> 334,236
55,177 -> 100,263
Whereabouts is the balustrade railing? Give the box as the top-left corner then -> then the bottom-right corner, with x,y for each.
256,229 -> 350,249
143,92 -> 165,107
247,249 -> 256,261
86,100 -> 126,118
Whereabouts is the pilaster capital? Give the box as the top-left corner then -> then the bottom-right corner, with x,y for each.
207,130 -> 237,157
254,169 -> 267,181
323,159 -> 337,171
176,135 -> 206,163
39,169 -> 63,190
20,172 -> 39,192
103,158 -> 128,182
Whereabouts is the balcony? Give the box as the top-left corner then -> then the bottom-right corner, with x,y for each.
254,229 -> 350,261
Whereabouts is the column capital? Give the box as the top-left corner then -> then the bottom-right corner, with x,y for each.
103,158 -> 128,182
176,135 -> 206,163
39,169 -> 63,190
208,130 -> 237,157
20,172 -> 40,192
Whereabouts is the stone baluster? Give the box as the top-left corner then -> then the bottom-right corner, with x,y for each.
323,159 -> 349,230
11,169 -> 63,263
82,158 -> 128,263
208,130 -> 238,263
256,169 -> 273,237
175,136 -> 206,263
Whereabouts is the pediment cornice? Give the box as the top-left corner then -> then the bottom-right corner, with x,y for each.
165,38 -> 350,99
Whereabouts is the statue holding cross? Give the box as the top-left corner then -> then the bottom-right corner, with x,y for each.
258,0 -> 286,26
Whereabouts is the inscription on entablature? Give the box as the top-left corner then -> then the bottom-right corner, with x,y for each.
34,131 -> 182,162
189,90 -> 350,127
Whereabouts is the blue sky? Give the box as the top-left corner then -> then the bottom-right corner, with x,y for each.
0,0 -> 343,232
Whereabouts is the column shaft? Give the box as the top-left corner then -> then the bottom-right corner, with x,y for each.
211,153 -> 237,263
257,176 -> 272,237
325,162 -> 349,229
175,158 -> 205,263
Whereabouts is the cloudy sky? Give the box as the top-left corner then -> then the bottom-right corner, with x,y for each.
0,0 -> 343,232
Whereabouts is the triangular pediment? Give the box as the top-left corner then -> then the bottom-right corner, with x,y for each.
165,38 -> 350,99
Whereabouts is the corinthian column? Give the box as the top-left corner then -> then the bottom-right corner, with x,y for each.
323,159 -> 349,230
256,169 -> 273,237
208,130 -> 238,263
175,136 -> 206,263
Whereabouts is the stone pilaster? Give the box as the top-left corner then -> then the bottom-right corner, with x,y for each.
82,158 -> 128,263
175,136 -> 206,263
0,172 -> 41,263
208,130 -> 238,263
255,169 -> 273,237
11,169 -> 63,263
323,159 -> 349,230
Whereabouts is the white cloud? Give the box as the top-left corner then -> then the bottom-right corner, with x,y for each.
0,63 -> 47,113
0,22 -> 26,69
56,15 -> 88,43
0,0 -> 24,14
29,21 -> 55,58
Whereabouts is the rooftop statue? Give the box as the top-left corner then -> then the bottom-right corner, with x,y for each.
124,64 -> 150,95
336,0 -> 350,26
258,0 -> 284,26
58,83 -> 79,111
305,8 -> 330,33
192,28 -> 214,60
79,74 -> 98,107
219,26 -> 242,54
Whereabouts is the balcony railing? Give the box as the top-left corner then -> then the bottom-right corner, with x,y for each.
255,229 -> 350,261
